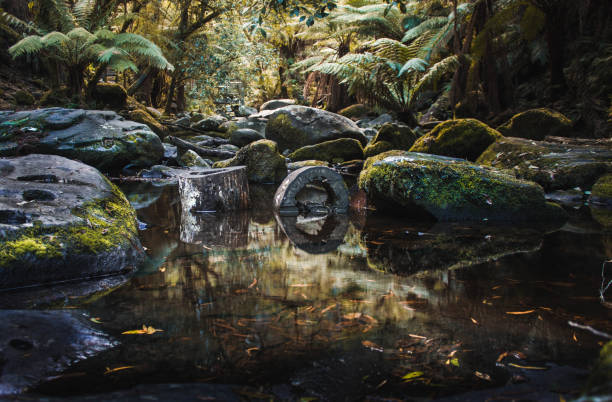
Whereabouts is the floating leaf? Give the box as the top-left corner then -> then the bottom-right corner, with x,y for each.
362,340 -> 383,352
475,371 -> 491,381
402,371 -> 424,380
471,317 -> 479,325
104,366 -> 135,374
122,324 -> 163,335
508,363 -> 548,370
506,310 -> 536,315
90,317 -> 102,324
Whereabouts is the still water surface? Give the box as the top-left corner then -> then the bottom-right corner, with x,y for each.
29,182 -> 612,400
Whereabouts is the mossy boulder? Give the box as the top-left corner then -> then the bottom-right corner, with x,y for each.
193,114 -> 228,131
497,108 -> 573,140
127,108 -> 166,137
289,138 -> 364,163
265,105 -> 367,152
477,137 -> 612,191
179,150 -> 211,168
364,123 -> 418,158
338,104 -> 371,119
0,154 -> 144,288
409,118 -> 502,161
91,83 -> 128,108
359,151 -> 567,222
259,99 -> 296,112
0,108 -> 164,172
230,128 -> 264,148
590,174 -> 612,206
13,90 -> 35,106
584,341 -> 612,397
287,160 -> 329,171
40,86 -> 71,106
213,139 -> 287,183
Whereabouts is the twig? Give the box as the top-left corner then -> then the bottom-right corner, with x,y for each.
568,321 -> 612,339
600,260 -> 612,305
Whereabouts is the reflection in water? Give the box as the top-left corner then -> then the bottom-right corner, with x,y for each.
31,183 -> 612,400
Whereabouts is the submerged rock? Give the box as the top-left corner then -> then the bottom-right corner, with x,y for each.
0,154 -> 144,288
0,108 -> 163,172
0,310 -> 115,395
213,139 -> 287,183
497,108 -> 573,140
359,151 -> 566,222
410,118 -> 502,161
265,105 -> 367,152
289,138 -> 364,163
364,123 -> 418,159
477,137 -> 612,191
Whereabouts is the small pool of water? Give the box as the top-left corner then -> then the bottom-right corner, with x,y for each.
24,183 -> 612,400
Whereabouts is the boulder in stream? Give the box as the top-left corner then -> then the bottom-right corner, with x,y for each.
359,151 -> 567,222
0,154 -> 144,288
364,123 -> 418,159
497,108 -> 573,140
289,138 -> 364,163
0,108 -> 163,172
213,139 -> 287,183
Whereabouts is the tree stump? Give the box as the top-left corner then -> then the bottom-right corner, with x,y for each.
274,166 -> 349,216
177,167 -> 250,213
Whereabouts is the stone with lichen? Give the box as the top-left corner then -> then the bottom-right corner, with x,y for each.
497,108 -> 573,140
213,139 -> 287,183
289,138 -> 364,163
364,123 -> 418,159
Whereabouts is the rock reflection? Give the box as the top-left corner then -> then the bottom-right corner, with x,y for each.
274,213 -> 349,254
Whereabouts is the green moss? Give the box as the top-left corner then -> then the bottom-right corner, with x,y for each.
410,119 -> 502,161
497,108 -> 573,140
289,138 -> 364,163
92,83 -> 128,108
585,341 -> 612,395
338,104 -> 370,119
13,90 -> 35,106
213,139 -> 287,183
364,141 -> 394,158
127,108 -> 165,137
0,180 -> 138,267
591,174 -> 612,201
364,123 -> 417,158
266,113 -> 309,152
39,86 -> 71,106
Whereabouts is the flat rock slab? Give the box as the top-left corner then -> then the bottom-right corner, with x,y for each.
0,310 -> 115,395
274,166 -> 349,216
177,166 -> 250,213
0,154 -> 143,288
0,108 -> 163,172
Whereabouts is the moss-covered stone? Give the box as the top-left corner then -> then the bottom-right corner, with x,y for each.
266,113 -> 309,152
364,123 -> 418,158
289,138 -> 364,163
338,104 -> 371,119
359,151 -> 567,222
40,86 -> 71,106
477,137 -> 612,191
13,90 -> 35,106
497,108 -> 573,140
287,160 -> 329,170
179,149 -> 210,168
92,83 -> 128,108
409,118 -> 503,161
590,174 -> 612,205
127,108 -> 166,137
213,139 -> 287,183
584,341 -> 612,396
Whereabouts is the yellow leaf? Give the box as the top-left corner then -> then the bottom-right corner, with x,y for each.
90,317 -> 102,324
506,310 -> 536,315
402,371 -> 423,380
104,366 -> 135,374
450,358 -> 459,367
507,363 -> 548,370
122,324 -> 163,335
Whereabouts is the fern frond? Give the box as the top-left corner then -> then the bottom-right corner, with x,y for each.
398,57 -> 428,77
41,31 -> 70,47
66,27 -> 94,42
402,16 -> 447,43
410,55 -> 459,105
9,35 -> 44,58
73,0 -> 95,27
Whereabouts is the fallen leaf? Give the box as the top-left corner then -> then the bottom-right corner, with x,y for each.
321,303 -> 336,314
402,371 -> 424,381
409,334 -> 426,339
122,324 -> 163,335
248,278 -> 257,288
507,363 -> 548,370
362,340 -> 383,352
90,317 -> 102,324
343,312 -> 362,320
104,366 -> 135,374
506,310 -> 536,315
474,371 -> 491,381
471,317 -> 479,325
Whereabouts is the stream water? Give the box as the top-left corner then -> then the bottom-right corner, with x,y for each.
10,182 -> 612,400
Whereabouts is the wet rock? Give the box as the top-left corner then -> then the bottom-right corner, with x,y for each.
590,174 -> 612,206
585,341 -> 612,397
338,104 -> 371,119
163,143 -> 177,160
0,310 -> 115,395
265,105 -> 367,152
173,116 -> 191,127
365,113 -> 394,128
192,114 -> 228,131
259,98 -> 296,112
221,117 -> 268,137
546,189 -> 586,208
359,151 -> 567,222
126,108 -> 166,137
230,128 -> 264,147
0,154 -> 143,288
410,118 -> 502,161
91,82 -> 127,108
213,139 -> 287,183
364,123 -> 418,159
275,214 -> 349,254
0,108 -> 163,172
274,166 -> 349,216
217,143 -> 240,152
477,137 -> 612,191
178,150 -> 211,168
289,138 -> 364,163
497,108 -> 573,140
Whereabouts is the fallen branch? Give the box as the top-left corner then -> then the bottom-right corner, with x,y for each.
167,136 -> 236,159
568,321 -> 612,339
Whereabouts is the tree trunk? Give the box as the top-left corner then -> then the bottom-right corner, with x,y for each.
164,70 -> 179,114
545,12 -> 566,99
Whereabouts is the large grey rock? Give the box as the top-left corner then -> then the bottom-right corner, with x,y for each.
221,117 -> 268,136
236,105 -> 258,117
0,310 -> 115,395
0,154 -> 144,288
259,99 -> 296,112
265,105 -> 367,152
477,137 -> 612,191
213,139 -> 287,184
359,151 -> 567,222
0,108 -> 163,172
230,128 -> 264,147
192,114 -> 228,131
